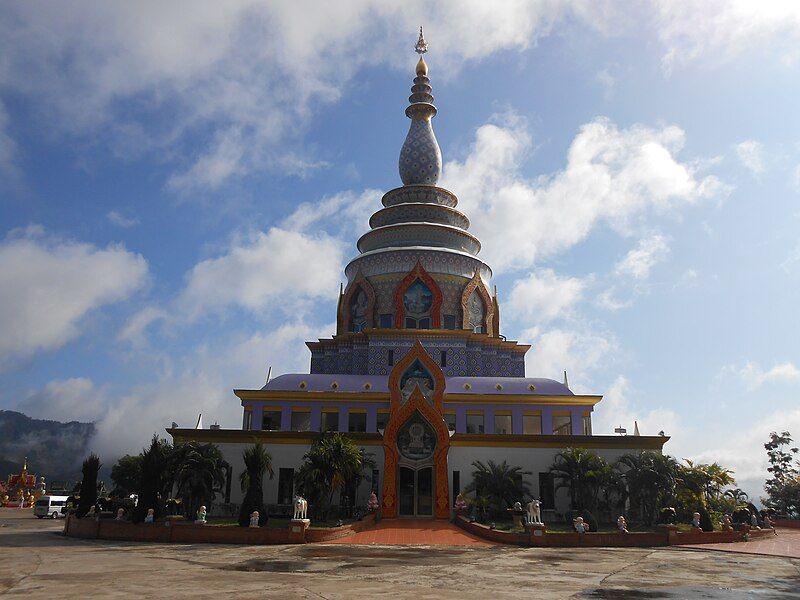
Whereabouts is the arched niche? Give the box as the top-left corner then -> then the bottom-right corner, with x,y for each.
460,271 -> 495,335
382,341 -> 450,519
338,271 -> 376,333
393,261 -> 443,329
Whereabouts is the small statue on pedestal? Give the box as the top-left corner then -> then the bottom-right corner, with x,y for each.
144,508 -> 155,523
116,508 -> 125,521
195,505 -> 207,524
249,511 -> 260,528
722,514 -> 733,531
454,493 -> 467,514
573,516 -> 589,533
292,495 -> 308,520
526,499 -> 542,525
617,516 -> 628,533
368,491 -> 379,512
691,512 -> 702,530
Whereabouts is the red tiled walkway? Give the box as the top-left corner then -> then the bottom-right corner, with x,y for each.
684,528 -> 800,558
326,519 -> 497,546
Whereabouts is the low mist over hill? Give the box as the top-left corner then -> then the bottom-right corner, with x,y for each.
0,410 -> 94,483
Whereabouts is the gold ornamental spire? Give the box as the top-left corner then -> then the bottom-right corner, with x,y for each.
415,26 -> 428,77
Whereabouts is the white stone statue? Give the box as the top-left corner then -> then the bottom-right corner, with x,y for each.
195,505 -> 207,524
144,508 -> 155,523
249,511 -> 260,528
293,495 -> 308,520
573,516 -> 589,533
526,499 -> 542,524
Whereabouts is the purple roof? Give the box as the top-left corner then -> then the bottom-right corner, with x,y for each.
260,373 -> 573,396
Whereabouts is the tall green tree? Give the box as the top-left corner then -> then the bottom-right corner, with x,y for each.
464,460 -> 531,517
173,442 -> 227,520
294,432 -> 374,520
110,454 -> 143,496
238,443 -> 274,527
763,431 -> 800,516
76,454 -> 101,518
617,451 -> 678,525
133,435 -> 172,523
549,448 -> 607,512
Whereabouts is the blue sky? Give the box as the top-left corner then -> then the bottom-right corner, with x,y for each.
1,2 -> 799,498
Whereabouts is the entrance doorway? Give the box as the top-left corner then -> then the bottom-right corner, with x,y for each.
398,466 -> 433,517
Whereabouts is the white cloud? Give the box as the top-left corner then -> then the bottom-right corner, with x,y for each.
523,324 -> 616,387
442,114 -> 724,273
614,234 -> 670,279
656,1 -> 800,71
592,375 -> 680,438
92,321 -> 327,456
107,210 -> 140,228
0,2 -> 612,192
16,377 -> 107,423
0,101 -> 21,188
282,189 -> 379,240
506,268 -> 585,323
735,140 -> 766,175
176,228 -> 343,321
720,361 -> 800,390
0,227 -> 148,370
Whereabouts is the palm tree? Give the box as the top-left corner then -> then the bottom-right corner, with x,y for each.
724,488 -> 749,504
76,454 -> 101,518
616,451 -> 679,525
549,448 -> 607,512
173,442 -> 227,520
464,460 -> 531,517
295,432 -> 374,520
238,443 -> 274,527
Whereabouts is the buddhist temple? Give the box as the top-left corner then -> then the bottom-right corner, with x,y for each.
170,29 -> 668,519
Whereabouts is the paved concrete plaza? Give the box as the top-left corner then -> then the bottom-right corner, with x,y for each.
2,509 -> 798,599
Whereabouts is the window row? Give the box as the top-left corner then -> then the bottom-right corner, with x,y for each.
354,313 -> 481,332
246,408 -> 591,435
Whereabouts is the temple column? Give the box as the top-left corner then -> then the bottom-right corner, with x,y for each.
366,407 -> 378,432
512,406 -> 524,434
250,404 -> 263,431
484,407 -> 495,434
541,408 -> 553,436
571,408 -> 584,435
310,407 -> 321,432
455,407 -> 467,434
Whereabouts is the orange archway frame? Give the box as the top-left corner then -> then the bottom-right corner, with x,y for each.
394,261 -> 443,329
338,271 -> 376,334
381,341 -> 450,519
460,270 -> 495,336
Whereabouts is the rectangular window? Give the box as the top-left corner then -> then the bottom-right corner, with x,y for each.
405,317 -> 416,329
443,314 -> 457,329
582,414 -> 592,436
379,313 -> 393,328
376,411 -> 389,430
262,410 -> 282,431
418,317 -> 431,329
243,410 -> 252,431
539,472 -> 555,509
552,414 -> 572,435
494,414 -> 512,435
441,350 -> 447,368
348,411 -> 367,432
523,414 -> 542,435
473,325 -> 485,334
277,468 -> 294,504
444,412 -> 457,431
466,412 -> 484,434
290,409 -> 311,431
452,471 -> 460,506
372,469 -> 380,494
387,349 -> 394,366
320,410 -> 338,432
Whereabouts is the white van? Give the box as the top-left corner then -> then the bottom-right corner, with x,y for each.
34,495 -> 69,519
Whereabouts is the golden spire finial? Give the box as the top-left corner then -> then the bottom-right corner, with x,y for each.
415,26 -> 428,55
415,26 -> 428,77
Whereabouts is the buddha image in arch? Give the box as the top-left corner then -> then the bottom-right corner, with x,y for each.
399,359 -> 434,404
350,288 -> 369,332
468,289 -> 485,331
403,279 -> 433,318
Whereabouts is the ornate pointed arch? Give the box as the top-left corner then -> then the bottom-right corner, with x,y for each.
460,271 -> 495,335
394,260 -> 443,329
381,341 -> 450,519
338,271 -> 376,334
